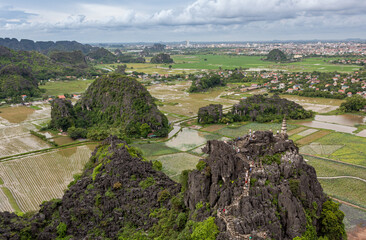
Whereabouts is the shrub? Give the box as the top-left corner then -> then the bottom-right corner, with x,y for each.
139,176 -> 155,190
57,222 -> 67,238
158,189 -> 171,202
152,160 -> 162,171
191,217 -> 219,240
113,182 -> 122,189
196,160 -> 207,171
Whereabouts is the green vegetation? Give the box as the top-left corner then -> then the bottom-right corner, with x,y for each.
188,74 -> 224,93
132,143 -> 179,157
139,176 -> 155,190
319,200 -> 347,240
196,160 -> 207,171
30,130 -> 58,147
314,132 -> 366,166
266,49 -> 287,62
319,178 -> 366,208
191,217 -> 219,240
48,74 -> 170,139
339,95 -> 366,112
39,79 -> 94,96
1,187 -> 22,213
150,53 -> 173,64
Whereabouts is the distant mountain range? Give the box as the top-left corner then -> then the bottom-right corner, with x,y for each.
0,38 -> 96,54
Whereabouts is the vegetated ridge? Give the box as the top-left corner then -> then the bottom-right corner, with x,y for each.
0,38 -> 95,54
266,49 -> 287,62
0,132 -> 345,239
150,53 -> 174,64
198,94 -> 313,124
87,48 -> 145,64
50,74 -> 170,139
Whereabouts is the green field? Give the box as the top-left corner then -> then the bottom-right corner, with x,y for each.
307,156 -> 366,179
314,133 -> 366,166
1,187 -> 22,213
318,178 -> 366,208
171,55 -> 361,72
215,122 -> 297,138
151,152 -> 201,182
39,79 -> 94,96
132,142 -> 180,157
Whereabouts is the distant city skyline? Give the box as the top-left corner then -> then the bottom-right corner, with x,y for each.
1,0 -> 366,43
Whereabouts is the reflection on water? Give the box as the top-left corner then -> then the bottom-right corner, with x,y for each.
165,128 -> 218,151
300,121 -> 357,134
315,115 -> 365,126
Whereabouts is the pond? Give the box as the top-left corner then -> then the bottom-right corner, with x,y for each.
314,115 -> 365,126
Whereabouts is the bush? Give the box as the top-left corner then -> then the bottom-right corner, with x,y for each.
139,176 -> 155,190
57,222 -> 67,238
319,199 -> 346,240
68,127 -> 87,139
157,189 -> 171,202
152,160 -> 162,171
196,160 -> 207,171
191,217 -> 219,240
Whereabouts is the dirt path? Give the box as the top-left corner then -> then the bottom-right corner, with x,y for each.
318,176 -> 366,183
330,197 -> 366,212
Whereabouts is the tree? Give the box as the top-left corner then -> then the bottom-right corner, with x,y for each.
339,95 -> 366,112
319,200 -> 346,240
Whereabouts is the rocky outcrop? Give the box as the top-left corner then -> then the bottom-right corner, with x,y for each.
198,104 -> 223,124
185,131 -> 327,240
0,136 -> 181,239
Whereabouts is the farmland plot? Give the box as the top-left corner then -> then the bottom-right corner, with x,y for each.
0,145 -> 94,212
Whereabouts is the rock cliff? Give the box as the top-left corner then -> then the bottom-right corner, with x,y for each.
185,131 -> 329,239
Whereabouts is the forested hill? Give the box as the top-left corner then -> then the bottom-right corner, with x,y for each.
0,38 -> 95,54
50,74 -> 170,139
0,64 -> 41,101
0,46 -> 95,80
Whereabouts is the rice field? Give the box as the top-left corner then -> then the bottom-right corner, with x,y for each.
306,156 -> 366,180
0,145 -> 95,212
147,81 -> 237,117
215,122 -> 297,138
164,128 -> 221,151
300,143 -> 344,156
0,106 -> 35,123
39,79 -> 94,96
296,130 -> 331,145
131,142 -> 179,157
151,152 -> 201,182
314,133 -> 366,166
318,178 -> 366,208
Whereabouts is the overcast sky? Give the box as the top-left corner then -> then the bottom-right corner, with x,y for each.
1,0 -> 366,43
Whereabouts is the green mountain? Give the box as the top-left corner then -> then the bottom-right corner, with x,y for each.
87,48 -> 145,64
50,74 -> 170,138
267,49 -> 287,62
150,53 -> 173,64
0,64 -> 41,101
0,38 -> 95,54
0,46 -> 94,80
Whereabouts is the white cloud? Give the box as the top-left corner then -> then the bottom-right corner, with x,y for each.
1,0 -> 366,41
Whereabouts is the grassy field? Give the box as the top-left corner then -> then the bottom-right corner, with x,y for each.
307,156 -> 366,179
314,132 -> 366,166
171,55 -> 361,72
215,122 -> 297,138
318,178 -> 366,208
95,63 -> 197,75
151,152 -> 201,182
39,79 -> 94,96
0,145 -> 94,212
132,142 -> 180,157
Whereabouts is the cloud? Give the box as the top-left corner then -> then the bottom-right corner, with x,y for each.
1,0 -> 366,41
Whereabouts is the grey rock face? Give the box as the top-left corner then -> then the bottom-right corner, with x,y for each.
185,131 -> 326,240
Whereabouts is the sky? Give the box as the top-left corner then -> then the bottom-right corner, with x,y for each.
1,0 -> 366,43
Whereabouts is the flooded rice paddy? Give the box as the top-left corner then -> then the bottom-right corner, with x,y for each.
148,81 -> 238,118
0,145 -> 96,212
